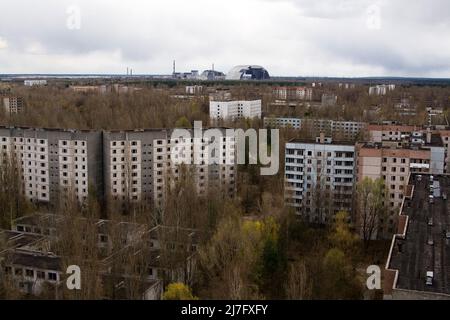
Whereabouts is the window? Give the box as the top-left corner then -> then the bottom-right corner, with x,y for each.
48,272 -> 57,281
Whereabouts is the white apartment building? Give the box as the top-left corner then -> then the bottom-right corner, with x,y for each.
0,127 -> 236,207
369,84 -> 396,96
103,129 -> 236,207
0,135 -> 50,202
209,100 -> 261,120
24,80 -> 47,87
108,139 -> 143,202
0,127 -> 103,205
285,135 -> 356,224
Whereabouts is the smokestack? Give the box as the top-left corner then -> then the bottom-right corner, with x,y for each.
173,60 -> 176,74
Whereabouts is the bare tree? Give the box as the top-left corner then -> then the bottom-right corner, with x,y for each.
356,177 -> 387,248
286,261 -> 312,300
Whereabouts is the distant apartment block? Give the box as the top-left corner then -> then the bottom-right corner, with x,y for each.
209,100 -> 261,120
0,127 -> 236,207
24,80 -> 47,87
285,134 -> 356,224
338,83 -> 356,89
263,117 -> 366,140
3,96 -> 24,114
321,94 -> 337,107
368,123 -> 450,173
264,117 -> 302,129
427,107 -> 445,126
305,119 -> 366,140
394,98 -> 417,116
369,84 -> 396,96
185,85 -> 203,95
71,85 -> 108,94
70,84 -> 139,95
367,123 -> 420,142
209,89 -> 231,102
273,86 -> 313,101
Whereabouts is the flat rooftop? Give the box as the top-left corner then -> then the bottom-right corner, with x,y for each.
11,250 -> 61,271
287,138 -> 355,146
388,174 -> 450,295
0,230 -> 46,251
361,133 -> 443,150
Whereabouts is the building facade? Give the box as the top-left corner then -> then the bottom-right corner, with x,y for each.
305,119 -> 366,141
264,117 -> 302,129
0,127 -> 236,207
321,94 -> 338,107
356,132 -> 445,236
273,86 -> 313,101
185,85 -> 203,95
3,97 -> 24,114
209,100 -> 262,120
0,127 -> 103,204
368,84 -> 396,96
285,135 -> 356,224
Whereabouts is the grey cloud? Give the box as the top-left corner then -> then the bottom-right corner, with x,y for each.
0,0 -> 449,76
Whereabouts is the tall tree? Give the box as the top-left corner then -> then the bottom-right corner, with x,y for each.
356,178 -> 387,248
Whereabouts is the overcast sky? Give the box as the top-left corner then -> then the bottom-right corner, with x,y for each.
1,0 -> 450,77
